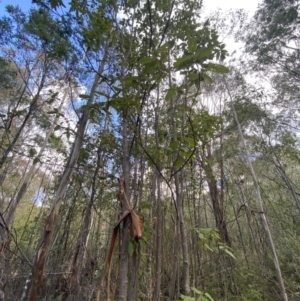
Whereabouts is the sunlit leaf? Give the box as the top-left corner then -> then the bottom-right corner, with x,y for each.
204,292 -> 215,301
206,63 -> 229,73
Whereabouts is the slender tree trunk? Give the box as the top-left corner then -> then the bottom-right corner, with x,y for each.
24,43 -> 109,300
272,152 -> 300,213
127,154 -> 140,301
4,87 -> 69,229
132,142 -> 146,300
176,171 -> 190,295
168,221 -> 179,301
0,71 -> 47,186
171,92 -> 190,297
202,148 -> 230,246
69,142 -> 102,295
224,77 -> 288,301
154,86 -> 162,301
118,113 -> 130,301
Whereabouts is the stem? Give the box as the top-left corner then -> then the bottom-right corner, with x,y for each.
224,76 -> 288,301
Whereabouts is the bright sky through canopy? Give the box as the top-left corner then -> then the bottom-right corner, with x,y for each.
0,0 -> 34,14
0,0 -> 261,17
204,0 -> 260,15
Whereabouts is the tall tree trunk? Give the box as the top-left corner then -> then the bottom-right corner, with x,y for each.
127,124 -> 146,299
201,146 -> 230,246
168,221 -> 179,301
271,152 -> 300,213
0,70 -> 47,186
176,170 -> 190,295
24,43 -> 109,301
224,77 -> 288,301
154,87 -> 162,301
171,89 -> 190,297
118,113 -> 130,301
69,142 -> 102,295
4,86 -> 69,229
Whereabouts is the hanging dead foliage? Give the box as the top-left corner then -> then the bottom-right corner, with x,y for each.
96,178 -> 143,301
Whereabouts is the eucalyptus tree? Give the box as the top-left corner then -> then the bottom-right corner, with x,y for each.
0,7 -> 79,300
243,0 -> 300,132
19,2 -> 114,300
0,6 -> 73,186
224,75 -> 288,301
245,0 -> 300,78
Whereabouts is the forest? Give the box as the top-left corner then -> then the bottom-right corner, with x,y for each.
0,0 -> 299,300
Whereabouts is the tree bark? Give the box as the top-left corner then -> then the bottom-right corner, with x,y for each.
24,42 -> 109,300
224,76 -> 288,301
69,142 -> 102,294
4,86 -> 69,229
201,146 -> 230,246
154,87 -> 162,301
118,114 -> 130,301
176,171 -> 190,295
0,70 -> 47,188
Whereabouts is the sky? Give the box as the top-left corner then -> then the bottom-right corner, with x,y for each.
204,0 -> 261,16
0,0 -> 261,58
0,0 -> 35,14
0,0 -> 261,17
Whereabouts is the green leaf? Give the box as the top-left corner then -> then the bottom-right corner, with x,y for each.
206,63 -> 229,74
181,294 -> 195,301
33,157 -> 40,165
204,292 -> 214,301
224,248 -> 236,259
47,92 -> 58,104
128,240 -> 135,256
79,94 -> 90,99
198,232 -> 204,240
188,72 -> 199,80
139,56 -> 157,65
180,146 -> 190,153
194,47 -> 213,59
170,140 -> 179,152
65,130 -> 70,139
191,287 -> 203,295
143,64 -> 158,74
29,148 -> 37,157
174,54 -> 193,70
184,137 -> 195,147
165,87 -> 176,101
175,156 -> 185,170
203,243 -> 213,252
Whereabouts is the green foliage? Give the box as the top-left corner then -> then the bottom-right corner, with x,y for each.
48,133 -> 63,151
29,148 -> 37,157
196,228 -> 235,259
0,57 -> 17,90
128,239 -> 139,256
24,8 -> 73,59
32,0 -> 66,9
245,0 -> 300,79
181,287 -> 215,301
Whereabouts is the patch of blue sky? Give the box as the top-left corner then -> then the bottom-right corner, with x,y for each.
0,0 -> 36,16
